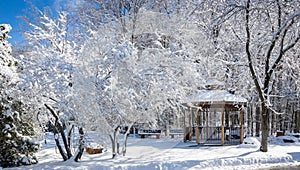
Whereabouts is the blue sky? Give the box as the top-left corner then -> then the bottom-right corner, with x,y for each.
0,0 -> 55,45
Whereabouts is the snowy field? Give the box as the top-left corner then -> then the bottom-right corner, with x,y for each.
5,134 -> 300,170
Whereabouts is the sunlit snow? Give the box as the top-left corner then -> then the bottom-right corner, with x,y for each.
6,133 -> 300,170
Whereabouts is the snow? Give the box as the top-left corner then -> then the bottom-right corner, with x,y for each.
0,24 -> 12,37
183,90 -> 248,108
6,134 -> 300,170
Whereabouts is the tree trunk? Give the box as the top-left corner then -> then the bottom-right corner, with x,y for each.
116,127 -> 120,155
122,133 -> 129,156
109,134 -> 116,159
271,111 -> 276,136
260,104 -> 269,152
248,105 -> 253,136
117,142 -> 120,155
67,124 -> 75,149
122,122 -> 135,156
255,106 -> 261,137
110,127 -> 120,159
58,120 -> 72,159
53,128 -> 68,161
45,104 -> 73,160
74,127 -> 85,162
166,119 -> 170,137
122,123 -> 134,156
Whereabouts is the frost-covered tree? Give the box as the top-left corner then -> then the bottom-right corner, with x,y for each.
64,17 -> 120,158
268,43 -> 300,134
72,6 -> 203,158
0,24 -> 39,168
20,9 -> 80,161
72,25 -> 139,158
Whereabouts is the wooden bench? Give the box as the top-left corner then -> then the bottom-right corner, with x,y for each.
138,129 -> 161,139
169,129 -> 184,138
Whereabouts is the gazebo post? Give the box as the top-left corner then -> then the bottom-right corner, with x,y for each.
240,109 -> 244,144
206,109 -> 208,142
221,109 -> 225,145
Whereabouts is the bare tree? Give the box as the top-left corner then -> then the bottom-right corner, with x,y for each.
244,0 -> 299,152
187,0 -> 299,152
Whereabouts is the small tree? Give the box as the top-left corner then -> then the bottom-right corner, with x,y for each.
20,8 -> 85,161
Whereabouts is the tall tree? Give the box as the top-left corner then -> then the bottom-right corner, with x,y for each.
244,0 -> 299,152
0,24 -> 39,168
206,0 -> 300,152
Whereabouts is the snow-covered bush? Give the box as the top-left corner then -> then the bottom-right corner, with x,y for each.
239,137 -> 261,149
0,24 -> 39,168
0,106 -> 39,167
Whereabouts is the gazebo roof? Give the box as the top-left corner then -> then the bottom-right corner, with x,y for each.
182,89 -> 247,109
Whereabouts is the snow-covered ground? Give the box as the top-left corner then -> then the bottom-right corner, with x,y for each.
5,134 -> 300,170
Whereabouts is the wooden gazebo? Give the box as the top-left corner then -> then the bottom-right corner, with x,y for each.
181,80 -> 247,145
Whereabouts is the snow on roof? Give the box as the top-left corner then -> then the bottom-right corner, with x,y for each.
183,89 -> 247,107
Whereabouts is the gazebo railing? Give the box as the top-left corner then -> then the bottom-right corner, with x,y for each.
195,126 -> 245,145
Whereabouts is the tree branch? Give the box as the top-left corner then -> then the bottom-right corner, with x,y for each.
245,0 -> 264,103
266,17 -> 299,89
263,8 -> 300,94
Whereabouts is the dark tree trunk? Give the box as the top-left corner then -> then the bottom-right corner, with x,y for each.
255,106 -> 261,137
247,105 -> 253,136
271,111 -> 276,135
67,124 -> 75,149
115,127 -> 120,155
74,127 -> 85,162
109,134 -> 116,159
260,104 -> 269,152
45,104 -> 73,160
58,124 -> 72,159
52,126 -> 68,161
